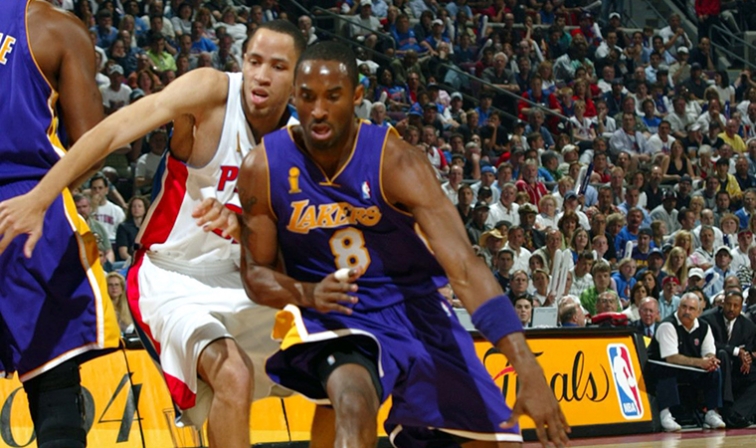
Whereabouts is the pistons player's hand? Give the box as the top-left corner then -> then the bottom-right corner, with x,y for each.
307,268 -> 361,315
0,192 -> 46,258
193,198 -> 240,242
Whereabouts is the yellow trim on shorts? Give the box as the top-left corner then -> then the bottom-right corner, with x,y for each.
61,189 -> 121,351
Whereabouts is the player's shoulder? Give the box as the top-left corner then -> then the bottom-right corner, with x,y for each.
152,68 -> 229,112
382,126 -> 420,165
27,0 -> 90,53
169,68 -> 229,98
28,0 -> 79,24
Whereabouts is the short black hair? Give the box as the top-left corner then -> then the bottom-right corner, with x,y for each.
295,41 -> 358,89
242,19 -> 307,57
90,172 -> 109,187
149,31 -> 165,45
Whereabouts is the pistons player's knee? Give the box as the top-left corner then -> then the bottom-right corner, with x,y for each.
23,361 -> 86,448
200,340 -> 254,404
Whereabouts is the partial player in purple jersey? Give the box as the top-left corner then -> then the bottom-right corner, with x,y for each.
0,1 -> 121,447
238,41 -> 569,447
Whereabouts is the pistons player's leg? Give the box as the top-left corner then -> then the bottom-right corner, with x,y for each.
197,337 -> 255,448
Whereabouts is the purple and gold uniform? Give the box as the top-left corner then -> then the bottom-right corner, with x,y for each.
0,0 -> 119,381
264,122 -> 521,445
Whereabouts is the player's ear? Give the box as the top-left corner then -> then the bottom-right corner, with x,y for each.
353,82 -> 364,107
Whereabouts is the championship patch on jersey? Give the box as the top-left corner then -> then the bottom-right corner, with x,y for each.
607,343 -> 643,419
289,167 -> 301,194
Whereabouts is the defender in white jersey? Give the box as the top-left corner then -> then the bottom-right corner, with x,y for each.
0,20 -> 313,448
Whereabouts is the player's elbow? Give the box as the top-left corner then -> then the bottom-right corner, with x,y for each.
444,251 -> 480,289
241,264 -> 276,307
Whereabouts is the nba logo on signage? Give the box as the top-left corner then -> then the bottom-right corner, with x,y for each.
607,344 -> 643,419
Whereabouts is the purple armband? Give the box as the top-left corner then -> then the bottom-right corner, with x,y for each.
471,295 -> 523,344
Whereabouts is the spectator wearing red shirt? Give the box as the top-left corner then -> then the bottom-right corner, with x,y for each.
695,0 -> 721,45
518,75 -> 562,126
516,160 -> 549,209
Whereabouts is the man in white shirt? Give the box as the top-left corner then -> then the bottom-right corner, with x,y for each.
595,30 -> 624,60
741,103 -> 756,140
610,113 -> 649,170
730,230 -> 753,274
695,99 -> 727,134
668,47 -> 691,88
89,173 -> 125,242
350,0 -> 382,49
487,182 -> 520,227
504,226 -> 532,274
441,165 -> 464,205
646,120 -> 676,157
134,128 -> 167,195
100,64 -> 131,116
658,14 -> 692,56
666,96 -> 693,139
569,251 -> 594,298
650,191 -> 681,234
694,210 -> 726,248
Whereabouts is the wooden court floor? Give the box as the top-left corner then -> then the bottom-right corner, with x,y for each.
523,428 -> 756,447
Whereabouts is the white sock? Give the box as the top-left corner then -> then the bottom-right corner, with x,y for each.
660,408 -> 671,419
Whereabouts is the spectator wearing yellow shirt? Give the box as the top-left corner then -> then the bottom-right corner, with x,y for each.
146,32 -> 177,73
719,118 -> 747,153
715,157 -> 743,203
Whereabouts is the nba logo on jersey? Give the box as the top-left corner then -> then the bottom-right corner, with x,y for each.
607,343 -> 643,419
361,181 -> 371,200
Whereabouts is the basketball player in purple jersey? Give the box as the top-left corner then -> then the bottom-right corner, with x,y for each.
0,1 -> 121,446
238,42 -> 570,447
0,19 -> 334,448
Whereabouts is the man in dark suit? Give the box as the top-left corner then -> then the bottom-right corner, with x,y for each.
633,297 -> 660,338
701,290 -> 756,427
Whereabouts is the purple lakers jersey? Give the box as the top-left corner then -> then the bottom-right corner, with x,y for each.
265,122 -> 448,311
0,0 -> 69,184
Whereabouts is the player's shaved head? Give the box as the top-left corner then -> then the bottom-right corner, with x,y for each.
295,41 -> 358,89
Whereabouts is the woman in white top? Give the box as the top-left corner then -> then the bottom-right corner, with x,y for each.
536,194 -> 559,230
537,60 -> 557,96
570,100 -> 596,142
171,3 -> 194,36
217,7 -> 248,45
714,70 -> 736,106
592,99 -> 617,139
629,170 -> 648,210
622,283 -> 648,321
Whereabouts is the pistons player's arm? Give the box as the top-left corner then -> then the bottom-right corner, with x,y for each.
381,134 -> 570,447
27,1 -> 104,189
0,68 -> 228,256
238,145 -> 357,315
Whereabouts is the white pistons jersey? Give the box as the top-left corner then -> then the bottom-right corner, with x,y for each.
136,72 -> 296,266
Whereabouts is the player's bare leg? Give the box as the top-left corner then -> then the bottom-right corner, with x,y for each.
310,405 -> 336,448
326,364 -> 380,448
198,338 -> 255,448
